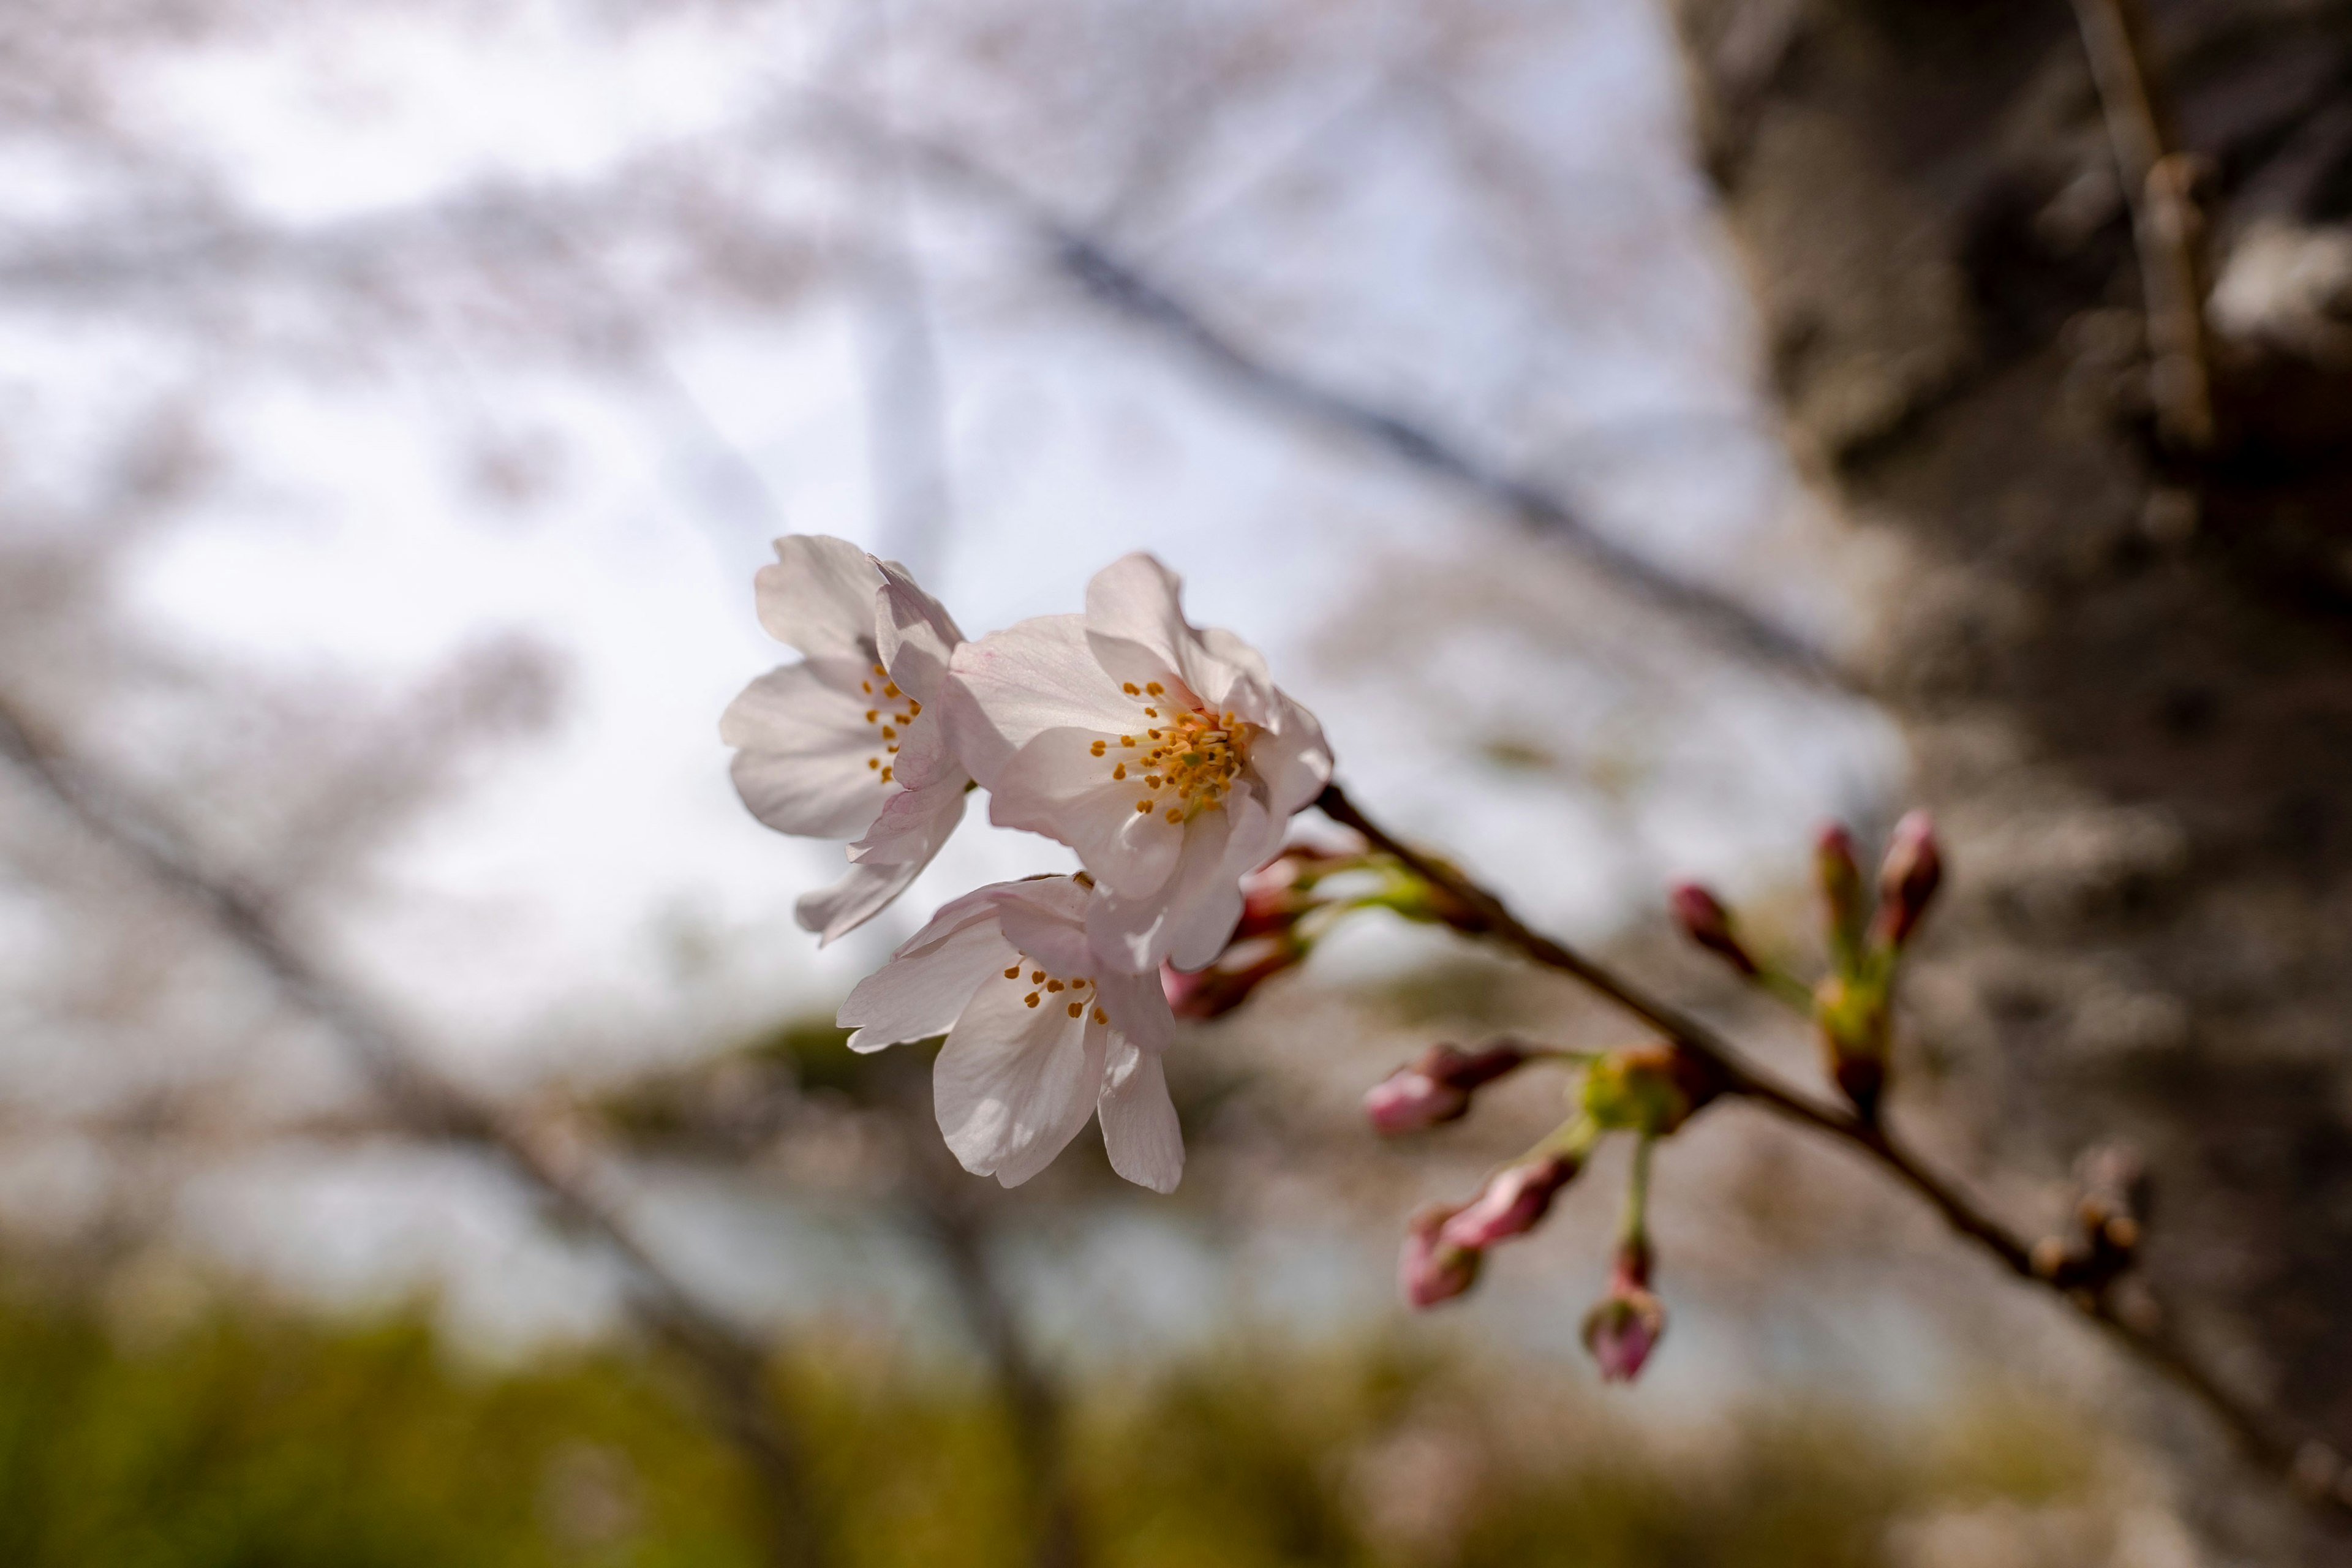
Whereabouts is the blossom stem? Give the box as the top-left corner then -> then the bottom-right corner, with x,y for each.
1313,779 -> 2345,1518
1620,1134 -> 1654,1255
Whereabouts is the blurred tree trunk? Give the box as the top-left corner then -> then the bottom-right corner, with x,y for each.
1661,1 -> 2352,1559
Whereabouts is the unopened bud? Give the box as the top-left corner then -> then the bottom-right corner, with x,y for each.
1669,883 -> 1759,978
1400,1203 -> 1482,1308
1363,1042 -> 1530,1135
1580,1044 -> 1725,1137
1581,1244 -> 1667,1383
1437,1154 -> 1579,1252
1872,810 -> 1942,949
1815,823 -> 1866,969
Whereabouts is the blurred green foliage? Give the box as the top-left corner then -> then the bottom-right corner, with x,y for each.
0,1280 -> 2095,1567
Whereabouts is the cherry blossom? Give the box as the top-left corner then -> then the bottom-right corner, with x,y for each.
721,535 -> 970,943
837,875 -> 1183,1192
945,553 -> 1331,972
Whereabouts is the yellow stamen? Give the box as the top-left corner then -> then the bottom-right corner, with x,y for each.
1067,1001 -> 1084,1017
1025,993 -> 1040,1008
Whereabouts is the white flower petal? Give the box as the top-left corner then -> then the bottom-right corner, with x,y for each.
1092,967 -> 1175,1054
934,976 -> 1106,1186
946,616 -> 1132,786
989,728 -> 1183,898
837,913 -> 1011,1051
755,536 -> 886,663
874,576 -> 961,706
1245,693 -> 1333,814
799,787 -> 968,945
849,777 -> 967,866
723,664 -> 891,841
1084,554 -> 1194,677
1085,802 -> 1240,973
988,874 -> 1099,978
1098,1036 -> 1183,1193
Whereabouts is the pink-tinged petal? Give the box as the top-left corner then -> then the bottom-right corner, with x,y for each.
1092,967 -> 1175,1054
755,536 -> 885,662
797,856 -> 923,948
849,778 -> 966,867
1098,1035 -> 1183,1193
837,916 -> 1011,1052
801,788 -> 967,945
946,616 -> 1133,786
989,875 -> 1098,979
1086,802 -> 1240,973
990,728 -> 1184,897
873,578 -> 960,706
723,664 -> 891,842
1243,695 -> 1333,815
1082,554 -> 1195,678
934,976 -> 1106,1186
1160,792 -> 1281,971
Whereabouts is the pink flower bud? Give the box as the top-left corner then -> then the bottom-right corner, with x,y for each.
1815,823 -> 1865,965
1668,882 -> 1758,977
1400,1204 -> 1482,1308
1365,1068 -> 1468,1134
1581,1242 -> 1665,1382
1436,1154 -> 1579,1252
1872,810 -> 1942,949
1582,1284 -> 1667,1382
1363,1042 -> 1531,1135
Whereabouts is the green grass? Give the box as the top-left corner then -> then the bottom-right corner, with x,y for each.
0,1283 -> 2098,1567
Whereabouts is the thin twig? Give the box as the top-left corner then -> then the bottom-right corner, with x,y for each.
2068,0 -> 2218,454
0,691 -> 829,1568
1316,779 -> 2351,1517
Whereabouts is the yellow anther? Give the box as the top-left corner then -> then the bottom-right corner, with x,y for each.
1067,1001 -> 1084,1017
1004,965 -> 1021,979
865,709 -> 878,722
886,744 -> 897,753
1146,682 -> 1163,696
1091,1006 -> 1108,1025
1147,729 -> 1163,739
881,726 -> 896,740
907,699 -> 921,715
883,683 -> 900,698
1122,682 -> 1140,695
1120,736 -> 1137,747
862,680 -> 872,694
1145,775 -> 1163,788
1090,740 -> 1107,756
1164,807 -> 1183,823
879,766 -> 893,782
873,663 -> 886,676
1074,978 -> 1090,988
1046,980 -> 1065,993
1112,764 -> 1126,780
1136,800 -> 1152,813
1025,993 -> 1041,1008
1144,707 -> 1158,718
1030,970 -> 1044,984
868,758 -> 880,770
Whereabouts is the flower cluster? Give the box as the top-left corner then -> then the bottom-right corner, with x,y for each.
1670,812 -> 1943,1123
726,537 -> 1330,1194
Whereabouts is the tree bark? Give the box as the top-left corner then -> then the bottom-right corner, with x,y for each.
1660,1 -> 2352,1559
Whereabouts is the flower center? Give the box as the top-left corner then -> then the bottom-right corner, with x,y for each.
1002,957 -> 1108,1023
1091,680 -> 1251,825
858,660 -> 921,786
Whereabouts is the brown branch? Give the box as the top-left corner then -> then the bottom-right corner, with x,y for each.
0,691 -> 829,1568
1316,778 -> 2352,1518
2068,0 -> 2218,455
